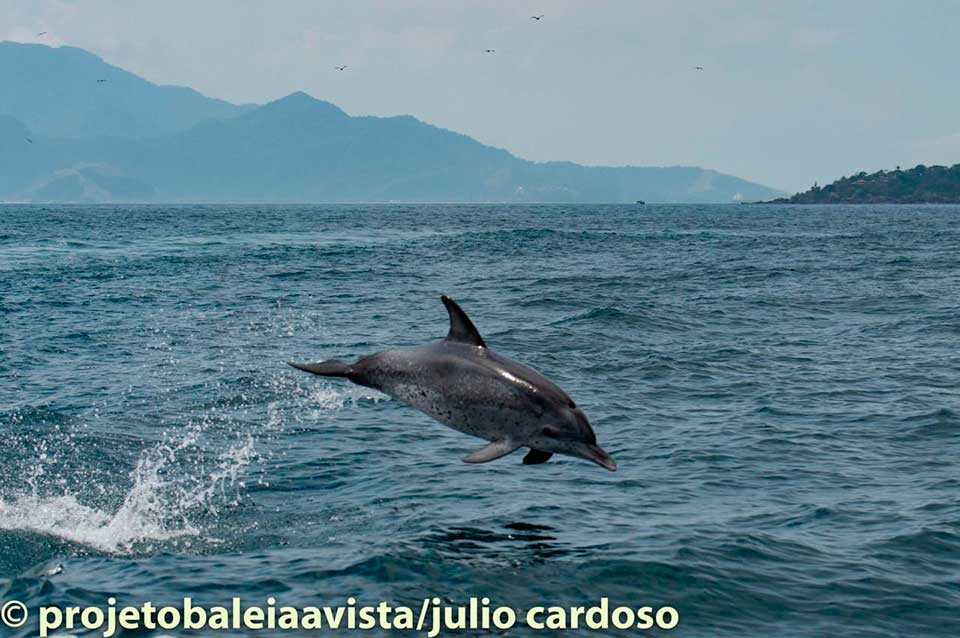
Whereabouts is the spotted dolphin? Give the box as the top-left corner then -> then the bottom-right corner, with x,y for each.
289,296 -> 616,471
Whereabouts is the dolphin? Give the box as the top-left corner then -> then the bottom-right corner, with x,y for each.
289,296 -> 616,471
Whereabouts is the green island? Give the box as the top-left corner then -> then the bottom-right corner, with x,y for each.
768,163 -> 960,204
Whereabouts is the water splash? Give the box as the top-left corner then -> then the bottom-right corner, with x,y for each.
266,372 -> 387,423
0,417 -> 256,555
0,370 -> 384,555
0,493 -> 189,554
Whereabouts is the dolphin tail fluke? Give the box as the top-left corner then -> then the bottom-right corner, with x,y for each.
287,360 -> 352,377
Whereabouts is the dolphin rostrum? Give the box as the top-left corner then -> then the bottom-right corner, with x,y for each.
289,296 -> 616,471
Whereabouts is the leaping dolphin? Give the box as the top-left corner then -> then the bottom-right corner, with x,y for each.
289,296 -> 616,471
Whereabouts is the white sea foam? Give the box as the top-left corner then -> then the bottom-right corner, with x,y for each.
0,426 -> 256,555
0,493 -> 189,554
1,367 -> 380,555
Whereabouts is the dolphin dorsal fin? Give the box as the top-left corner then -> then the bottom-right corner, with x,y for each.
441,295 -> 486,347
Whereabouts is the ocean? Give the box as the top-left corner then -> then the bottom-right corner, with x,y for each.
1,203 -> 958,637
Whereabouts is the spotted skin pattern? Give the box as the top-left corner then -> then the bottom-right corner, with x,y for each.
290,296 -> 616,471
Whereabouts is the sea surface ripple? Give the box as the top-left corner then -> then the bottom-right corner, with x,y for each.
1,204 -> 958,637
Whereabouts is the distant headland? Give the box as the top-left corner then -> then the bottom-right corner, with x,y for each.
767,164 -> 960,204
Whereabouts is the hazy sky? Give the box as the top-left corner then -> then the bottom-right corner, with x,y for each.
3,0 -> 958,191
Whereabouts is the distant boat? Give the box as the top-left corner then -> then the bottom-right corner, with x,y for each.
635,200 -> 646,205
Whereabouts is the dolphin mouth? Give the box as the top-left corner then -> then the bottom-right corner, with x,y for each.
584,444 -> 617,472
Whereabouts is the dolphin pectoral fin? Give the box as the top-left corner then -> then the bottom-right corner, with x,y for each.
441,295 -> 487,348
462,440 -> 519,464
522,449 -> 553,465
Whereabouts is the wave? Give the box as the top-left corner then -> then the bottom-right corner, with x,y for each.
551,305 -> 697,332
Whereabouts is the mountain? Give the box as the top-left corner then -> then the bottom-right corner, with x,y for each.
0,41 -> 251,138
768,164 -> 960,204
0,42 -> 784,203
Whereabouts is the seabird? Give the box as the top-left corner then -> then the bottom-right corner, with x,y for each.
335,65 -> 347,71
695,66 -> 704,70
25,137 -> 33,143
96,79 -> 106,82
484,49 -> 496,53
530,15 -> 544,20
37,31 -> 47,36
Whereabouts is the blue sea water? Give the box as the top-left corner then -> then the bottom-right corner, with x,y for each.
1,203 -> 958,638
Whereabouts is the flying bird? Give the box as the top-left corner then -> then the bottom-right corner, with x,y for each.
37,31 -> 47,36
484,49 -> 496,53
96,79 -> 107,82
25,136 -> 33,143
530,15 -> 544,20
695,66 -> 704,70
334,65 -> 347,71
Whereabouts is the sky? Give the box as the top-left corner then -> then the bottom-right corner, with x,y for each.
3,0 -> 958,192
